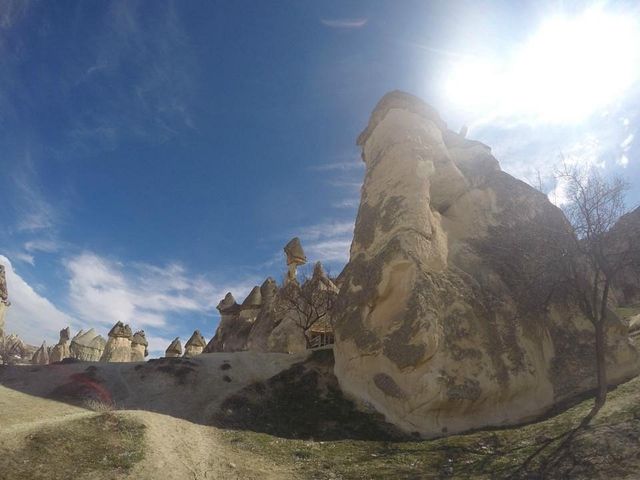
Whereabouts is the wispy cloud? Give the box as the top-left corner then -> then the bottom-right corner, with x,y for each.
293,220 -> 354,264
320,18 -> 368,29
0,255 -> 78,346
310,160 -> 363,172
65,252 -> 218,329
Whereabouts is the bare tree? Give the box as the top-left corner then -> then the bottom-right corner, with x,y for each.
556,161 -> 635,423
276,266 -> 337,349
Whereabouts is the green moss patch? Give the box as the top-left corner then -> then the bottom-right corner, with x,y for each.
0,413 -> 146,480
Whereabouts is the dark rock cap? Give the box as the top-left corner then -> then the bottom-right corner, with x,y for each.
131,330 -> 148,346
217,292 -> 240,314
59,327 -> 71,342
284,237 -> 307,265
166,337 -> 182,355
185,330 -> 207,348
108,321 -> 132,339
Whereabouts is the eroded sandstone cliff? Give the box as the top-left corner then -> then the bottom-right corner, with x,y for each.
333,91 -> 640,438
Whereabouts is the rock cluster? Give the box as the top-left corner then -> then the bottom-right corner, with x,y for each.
610,207 -> 640,305
332,91 -> 640,438
204,240 -> 338,354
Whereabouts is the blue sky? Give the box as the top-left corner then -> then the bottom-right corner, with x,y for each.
1,0 -> 639,356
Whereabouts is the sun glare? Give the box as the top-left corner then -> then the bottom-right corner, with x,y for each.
445,7 -> 640,123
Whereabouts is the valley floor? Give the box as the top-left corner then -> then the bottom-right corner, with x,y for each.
1,346 -> 640,479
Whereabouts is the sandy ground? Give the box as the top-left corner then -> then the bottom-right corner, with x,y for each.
0,351 -> 308,479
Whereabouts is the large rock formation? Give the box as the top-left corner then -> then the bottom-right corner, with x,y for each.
245,277 -> 280,351
333,91 -> 640,438
130,330 -> 149,362
31,341 -> 49,365
70,329 -> 106,361
610,207 -> 640,305
165,337 -> 182,358
100,321 -> 133,362
49,327 -> 72,363
184,330 -> 206,357
204,293 -> 250,352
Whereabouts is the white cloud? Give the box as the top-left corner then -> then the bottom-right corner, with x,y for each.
293,220 -> 355,265
65,252 -> 219,329
621,133 -> 634,150
0,255 -> 78,346
320,18 -> 367,29
24,239 -> 60,253
13,253 -> 35,266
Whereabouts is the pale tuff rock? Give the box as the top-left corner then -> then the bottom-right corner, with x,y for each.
333,91 -> 640,438
130,330 -> 149,362
100,321 -> 133,362
31,341 -> 49,365
246,278 -> 280,351
184,330 -> 207,357
165,337 -> 182,358
1,334 -> 37,363
284,237 -> 307,285
204,293 -> 252,353
610,207 -> 640,305
70,329 -> 106,362
49,327 -> 72,363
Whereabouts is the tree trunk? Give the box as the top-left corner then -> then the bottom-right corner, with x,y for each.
581,281 -> 610,427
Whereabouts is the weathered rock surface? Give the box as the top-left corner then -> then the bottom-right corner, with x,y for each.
184,330 -> 207,357
31,341 -> 49,365
130,330 -> 149,362
284,237 -> 307,285
70,329 -> 106,361
204,293 -> 251,353
100,321 -> 133,362
49,327 -> 72,363
610,207 -> 640,305
333,91 -> 640,438
245,278 -> 279,351
165,337 -> 182,357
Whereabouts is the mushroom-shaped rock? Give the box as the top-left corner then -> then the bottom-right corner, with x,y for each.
31,341 -> 49,365
184,330 -> 207,357
130,330 -> 149,361
70,329 -> 106,361
165,337 -> 182,358
284,237 -> 307,285
49,326 -> 72,363
100,322 -> 133,362
217,292 -> 240,314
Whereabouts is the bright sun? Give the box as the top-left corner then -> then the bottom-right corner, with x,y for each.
445,7 -> 640,123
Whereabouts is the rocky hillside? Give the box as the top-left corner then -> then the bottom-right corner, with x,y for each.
2,347 -> 640,479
